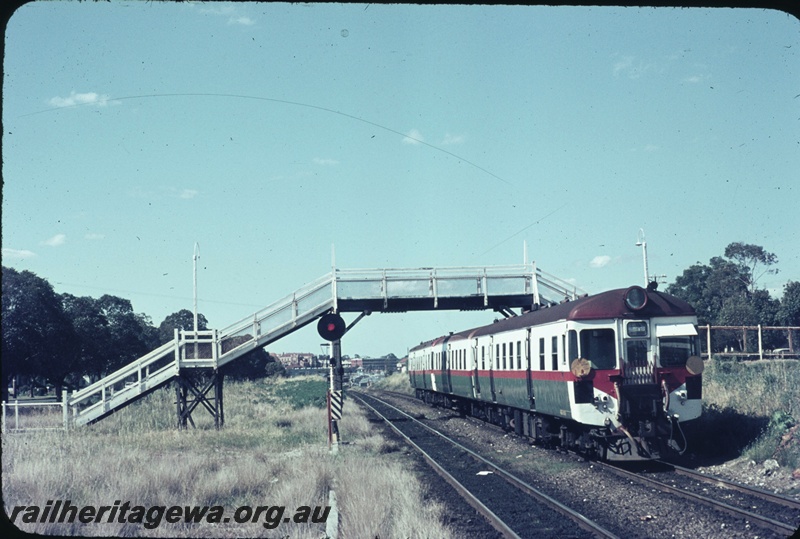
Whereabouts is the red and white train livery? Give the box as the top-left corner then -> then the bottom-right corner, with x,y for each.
408,285 -> 703,461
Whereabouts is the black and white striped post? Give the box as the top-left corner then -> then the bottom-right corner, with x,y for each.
318,314 -> 346,450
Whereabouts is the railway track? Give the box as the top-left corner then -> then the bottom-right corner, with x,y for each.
658,460 -> 800,513
368,388 -> 800,538
598,461 -> 799,537
351,391 -> 618,539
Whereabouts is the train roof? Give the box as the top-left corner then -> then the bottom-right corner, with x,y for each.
408,287 -> 696,352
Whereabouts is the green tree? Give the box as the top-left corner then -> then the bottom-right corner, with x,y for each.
96,295 -> 159,372
221,349 -> 286,380
61,294 -> 113,382
1,267 -> 80,399
777,281 -> 800,326
667,256 -> 749,325
724,242 -> 779,292
777,281 -> 800,352
717,290 -> 780,351
157,309 -> 209,344
667,243 -> 781,353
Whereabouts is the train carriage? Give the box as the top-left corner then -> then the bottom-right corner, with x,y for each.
408,285 -> 703,461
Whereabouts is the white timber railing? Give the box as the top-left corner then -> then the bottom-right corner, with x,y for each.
66,263 -> 580,426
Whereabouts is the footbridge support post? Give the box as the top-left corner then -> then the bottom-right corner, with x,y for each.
175,369 -> 224,430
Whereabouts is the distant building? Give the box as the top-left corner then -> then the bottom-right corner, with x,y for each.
272,352 -> 319,369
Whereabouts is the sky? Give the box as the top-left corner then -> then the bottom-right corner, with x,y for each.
2,2 -> 799,358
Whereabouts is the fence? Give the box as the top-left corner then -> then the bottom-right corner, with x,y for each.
2,393 -> 68,433
699,325 -> 800,360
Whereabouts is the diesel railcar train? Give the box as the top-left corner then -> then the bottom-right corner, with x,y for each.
408,285 -> 704,461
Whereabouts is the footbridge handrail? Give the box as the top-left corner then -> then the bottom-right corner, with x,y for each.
66,262 -> 583,426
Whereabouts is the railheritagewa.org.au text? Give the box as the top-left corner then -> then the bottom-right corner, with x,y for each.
9,500 -> 331,530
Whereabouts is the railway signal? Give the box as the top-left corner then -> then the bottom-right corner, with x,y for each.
317,313 -> 346,341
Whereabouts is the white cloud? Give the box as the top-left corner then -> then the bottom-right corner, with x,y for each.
613,56 -> 634,77
2,248 -> 36,260
180,189 -> 199,199
612,54 -> 665,80
85,233 -> 105,240
590,255 -> 612,268
49,91 -> 111,108
442,133 -> 465,145
199,5 -> 255,26
42,234 -> 66,247
313,157 -> 339,166
403,129 -> 424,145
229,16 -> 254,26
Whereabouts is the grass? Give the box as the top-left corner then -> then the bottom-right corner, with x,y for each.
2,375 -> 455,538
686,358 -> 800,470
372,372 -> 414,394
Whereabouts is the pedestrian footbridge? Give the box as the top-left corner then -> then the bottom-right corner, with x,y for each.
67,264 -> 583,426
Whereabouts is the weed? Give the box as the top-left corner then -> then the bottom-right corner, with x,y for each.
693,359 -> 800,468
373,372 -> 414,394
3,377 -> 453,537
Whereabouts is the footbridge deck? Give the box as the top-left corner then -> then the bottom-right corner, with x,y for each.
67,264 -> 582,426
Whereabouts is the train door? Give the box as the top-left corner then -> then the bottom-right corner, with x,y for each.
525,328 -> 535,409
430,351 -> 437,392
489,335 -> 497,402
623,320 -> 653,385
471,339 -> 481,399
442,342 -> 452,394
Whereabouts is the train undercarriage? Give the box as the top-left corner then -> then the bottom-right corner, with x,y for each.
414,388 -> 682,462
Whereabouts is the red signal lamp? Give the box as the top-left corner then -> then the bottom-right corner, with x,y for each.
317,313 -> 346,341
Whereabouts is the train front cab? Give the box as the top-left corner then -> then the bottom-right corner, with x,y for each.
568,315 -> 703,461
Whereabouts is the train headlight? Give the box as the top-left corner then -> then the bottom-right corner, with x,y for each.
570,358 -> 592,378
624,286 -> 648,311
685,355 -> 704,375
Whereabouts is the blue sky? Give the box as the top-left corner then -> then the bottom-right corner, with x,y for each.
3,2 -> 798,358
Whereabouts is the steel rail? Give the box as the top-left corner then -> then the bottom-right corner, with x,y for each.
350,394 -> 521,539
656,460 -> 800,512
599,462 -> 797,536
353,392 -> 618,539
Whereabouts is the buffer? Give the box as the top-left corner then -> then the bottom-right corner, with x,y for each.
66,264 -> 583,427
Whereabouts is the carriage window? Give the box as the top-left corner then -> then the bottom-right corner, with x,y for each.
580,329 -> 617,370
481,346 -> 485,370
626,339 -> 648,365
660,336 -> 699,367
539,338 -> 545,370
568,330 -> 579,362
502,343 -> 507,370
551,336 -> 558,370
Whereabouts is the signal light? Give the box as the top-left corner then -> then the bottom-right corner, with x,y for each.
317,313 -> 346,341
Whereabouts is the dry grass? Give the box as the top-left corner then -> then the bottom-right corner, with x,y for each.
703,359 -> 800,418
2,376 -> 454,537
693,358 -> 800,468
373,372 -> 414,394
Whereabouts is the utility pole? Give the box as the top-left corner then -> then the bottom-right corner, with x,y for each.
193,242 -> 200,359
635,229 -> 649,287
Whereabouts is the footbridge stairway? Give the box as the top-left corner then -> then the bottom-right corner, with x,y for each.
67,264 -> 583,427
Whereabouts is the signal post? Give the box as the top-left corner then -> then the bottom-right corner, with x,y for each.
318,313 -> 346,450
327,340 -> 344,448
